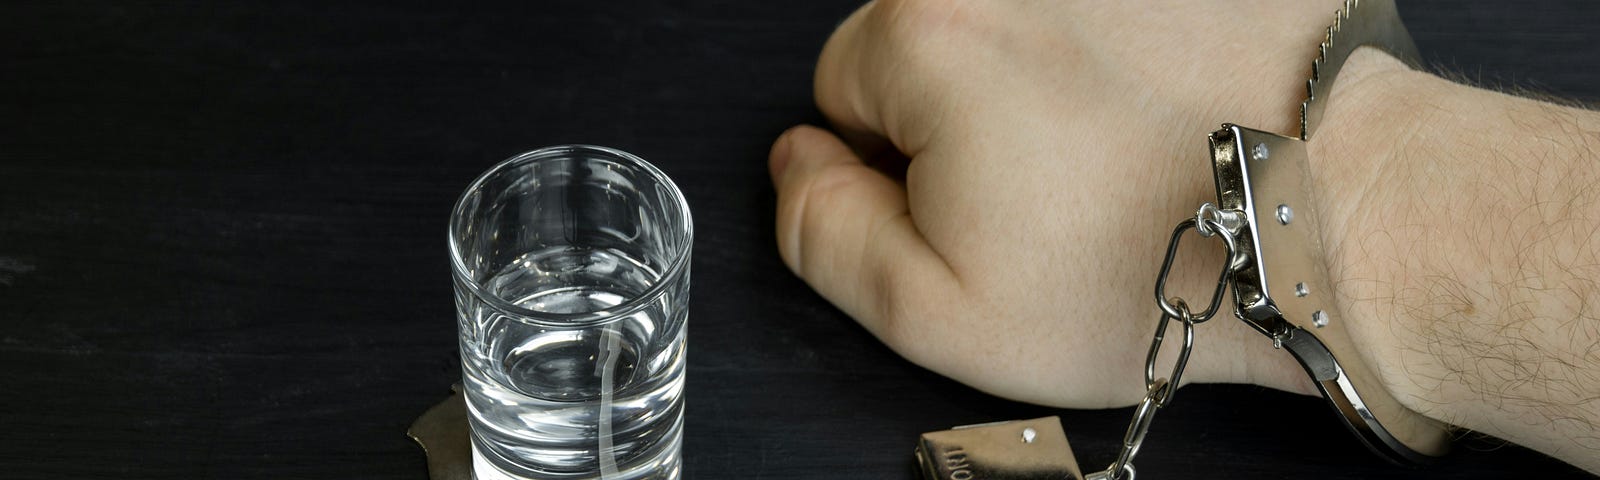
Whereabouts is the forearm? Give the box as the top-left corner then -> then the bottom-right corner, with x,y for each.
1314,49 -> 1600,470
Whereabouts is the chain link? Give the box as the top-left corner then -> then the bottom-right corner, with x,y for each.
1088,204 -> 1241,480
1153,216 -> 1237,323
1144,300 -> 1194,408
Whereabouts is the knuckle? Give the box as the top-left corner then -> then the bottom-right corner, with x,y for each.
872,0 -> 970,34
868,0 -> 985,60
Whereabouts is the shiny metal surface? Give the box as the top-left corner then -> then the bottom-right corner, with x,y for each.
1097,378 -> 1170,480
915,417 -> 1085,480
1199,0 -> 1451,463
1142,303 -> 1193,408
1300,0 -> 1421,140
1153,218 -> 1238,324
1209,123 -> 1450,463
408,385 -> 473,480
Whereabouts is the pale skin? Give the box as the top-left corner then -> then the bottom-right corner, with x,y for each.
767,0 -> 1600,473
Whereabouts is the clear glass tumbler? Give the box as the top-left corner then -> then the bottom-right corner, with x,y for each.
449,145 -> 691,480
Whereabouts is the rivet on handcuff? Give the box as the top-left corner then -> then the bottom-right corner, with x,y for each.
916,1 -> 1449,479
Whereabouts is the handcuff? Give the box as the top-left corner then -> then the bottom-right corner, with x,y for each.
914,1 -> 1450,478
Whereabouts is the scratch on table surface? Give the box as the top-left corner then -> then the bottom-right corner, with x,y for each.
0,257 -> 36,286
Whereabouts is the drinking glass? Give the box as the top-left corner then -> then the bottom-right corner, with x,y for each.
449,145 -> 691,480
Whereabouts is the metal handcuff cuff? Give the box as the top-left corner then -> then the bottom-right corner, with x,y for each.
915,1 -> 1450,478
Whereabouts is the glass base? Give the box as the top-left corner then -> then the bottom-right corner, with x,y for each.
470,438 -> 681,480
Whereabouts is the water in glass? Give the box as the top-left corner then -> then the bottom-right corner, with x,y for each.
460,247 -> 685,480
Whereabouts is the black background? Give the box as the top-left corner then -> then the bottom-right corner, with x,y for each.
3,1 -> 1597,479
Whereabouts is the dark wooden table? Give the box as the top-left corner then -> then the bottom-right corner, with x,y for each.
3,2 -> 1596,478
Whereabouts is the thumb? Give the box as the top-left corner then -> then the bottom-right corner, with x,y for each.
768,125 -> 960,347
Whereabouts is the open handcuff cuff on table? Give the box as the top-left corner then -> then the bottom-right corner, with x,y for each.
914,1 -> 1450,478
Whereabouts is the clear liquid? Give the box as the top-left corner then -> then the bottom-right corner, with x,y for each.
461,247 -> 685,480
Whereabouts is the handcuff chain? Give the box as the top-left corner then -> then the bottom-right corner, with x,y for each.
1154,212 -> 1239,323
1089,203 -> 1241,480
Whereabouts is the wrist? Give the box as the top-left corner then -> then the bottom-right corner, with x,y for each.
1310,46 -> 1471,425
1312,47 -> 1600,471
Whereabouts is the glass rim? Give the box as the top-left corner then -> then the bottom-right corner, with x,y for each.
447,144 -> 693,327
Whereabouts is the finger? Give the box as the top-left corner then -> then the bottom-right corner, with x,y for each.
769,125 -> 960,346
813,2 -> 883,144
813,0 -> 948,159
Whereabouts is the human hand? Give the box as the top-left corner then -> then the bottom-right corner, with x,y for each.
765,0 -> 1358,408
769,0 -> 1600,472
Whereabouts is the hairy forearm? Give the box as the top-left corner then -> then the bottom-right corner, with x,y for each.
1314,49 -> 1600,470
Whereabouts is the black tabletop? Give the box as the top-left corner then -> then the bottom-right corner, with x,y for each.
3,1 -> 1597,479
